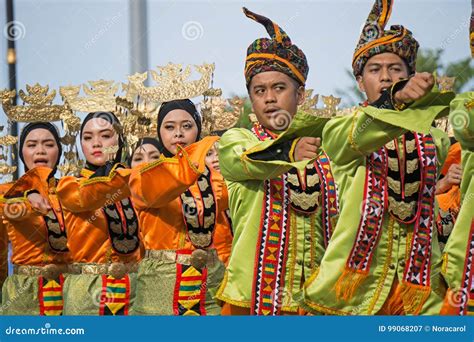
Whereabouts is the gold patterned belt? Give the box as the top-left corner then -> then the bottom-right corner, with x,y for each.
68,262 -> 139,279
144,249 -> 218,269
13,264 -> 68,280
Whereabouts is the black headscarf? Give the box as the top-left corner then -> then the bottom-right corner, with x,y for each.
157,99 -> 202,157
80,111 -> 124,171
19,122 -> 62,172
127,137 -> 162,166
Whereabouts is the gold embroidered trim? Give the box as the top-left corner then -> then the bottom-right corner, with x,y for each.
367,216 -> 395,314
302,298 -> 351,316
387,177 -> 401,194
215,271 -> 252,308
388,157 -> 399,171
79,163 -> 125,187
406,158 -> 419,174
441,252 -> 448,276
404,181 -> 420,197
406,139 -> 416,154
289,191 -> 319,211
405,231 -> 413,262
306,173 -> 319,187
286,211 -> 297,305
289,138 -> 300,163
388,197 -> 416,221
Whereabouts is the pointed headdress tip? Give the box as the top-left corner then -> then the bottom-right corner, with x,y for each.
241,7 -> 290,45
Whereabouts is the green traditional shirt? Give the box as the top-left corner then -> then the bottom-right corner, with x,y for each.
296,89 -> 455,315
215,112 -> 331,312
440,91 -> 474,315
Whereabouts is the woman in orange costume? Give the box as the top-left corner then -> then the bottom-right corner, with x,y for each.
1,122 -> 70,315
129,99 -> 226,315
57,112 -> 142,315
129,138 -> 161,168
435,141 -> 462,250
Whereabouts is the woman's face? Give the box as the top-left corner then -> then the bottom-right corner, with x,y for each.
131,143 -> 161,168
205,143 -> 220,172
159,109 -> 198,155
81,117 -> 119,166
22,128 -> 59,170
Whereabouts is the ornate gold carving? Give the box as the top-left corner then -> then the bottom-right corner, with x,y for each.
60,80 -> 120,113
128,63 -> 218,102
200,97 -> 240,137
1,84 -> 76,123
298,90 -> 341,118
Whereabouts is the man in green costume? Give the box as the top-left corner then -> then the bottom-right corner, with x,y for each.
439,91 -> 474,315
216,7 -> 338,315
297,0 -> 455,315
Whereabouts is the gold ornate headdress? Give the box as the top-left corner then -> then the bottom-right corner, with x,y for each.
0,84 -> 81,177
0,125 -> 17,183
200,96 -> 243,137
117,62 -> 222,156
59,79 -> 124,174
298,90 -> 342,118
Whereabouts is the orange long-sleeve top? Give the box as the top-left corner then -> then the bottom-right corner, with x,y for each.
437,142 -> 462,213
0,182 -> 12,286
130,136 -> 228,252
56,165 -> 142,264
0,167 -> 71,266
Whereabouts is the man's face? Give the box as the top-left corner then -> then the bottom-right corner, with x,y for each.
248,71 -> 305,131
357,52 -> 409,103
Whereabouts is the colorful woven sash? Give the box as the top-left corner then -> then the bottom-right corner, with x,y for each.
315,152 -> 339,248
173,250 -> 208,316
249,123 -> 338,314
99,275 -> 131,315
336,133 -> 437,314
38,274 -> 64,316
